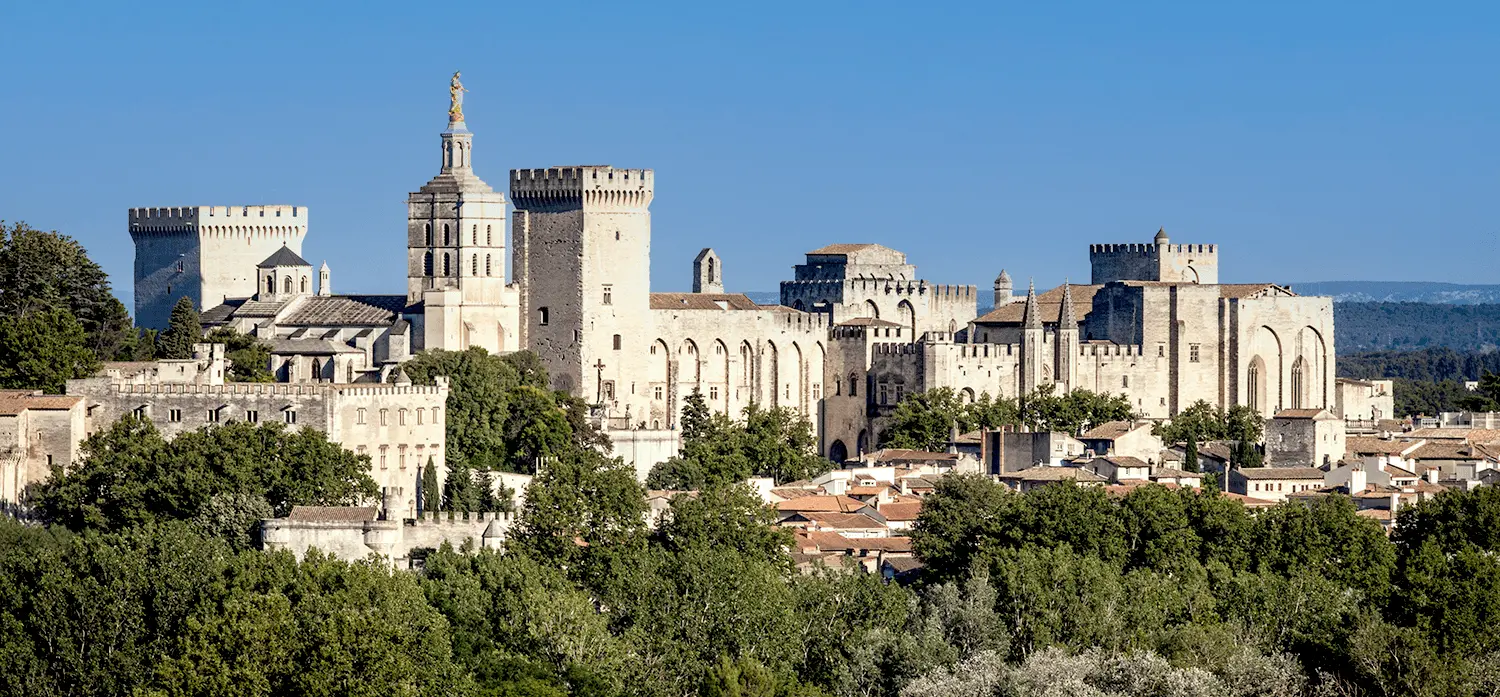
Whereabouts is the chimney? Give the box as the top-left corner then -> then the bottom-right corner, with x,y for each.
1425,467 -> 1440,484
1348,467 -> 1367,495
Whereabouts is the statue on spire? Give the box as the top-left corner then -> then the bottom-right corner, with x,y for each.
448,71 -> 468,123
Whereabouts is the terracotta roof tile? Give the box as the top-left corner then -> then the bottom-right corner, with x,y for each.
648,293 -> 764,311
977,284 -> 1099,324
0,390 -> 82,414
775,495 -> 870,513
1236,467 -> 1326,480
799,511 -> 887,530
876,501 -> 922,521
286,506 -> 377,522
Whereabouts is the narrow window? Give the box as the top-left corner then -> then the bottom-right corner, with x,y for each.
472,225 -> 478,245
613,334 -> 622,350
379,446 -> 388,469
709,386 -> 719,400
357,408 -> 366,424
416,408 -> 425,425
603,381 -> 615,400
425,223 -> 432,245
433,407 -> 441,423
246,410 -> 258,423
443,224 -> 450,245
486,255 -> 492,276
206,409 -> 219,423
538,307 -> 550,326
603,285 -> 613,305
284,410 -> 297,425
1189,344 -> 1201,363
654,386 -> 664,400
380,409 -> 388,426
442,254 -> 450,276
1122,375 -> 1129,388
1157,345 -> 1165,357
424,252 -> 433,276
486,225 -> 492,245
879,383 -> 888,405
283,276 -> 292,293
813,383 -> 821,400
399,409 -> 408,426
169,408 -> 182,423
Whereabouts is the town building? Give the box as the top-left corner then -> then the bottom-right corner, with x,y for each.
0,390 -> 85,511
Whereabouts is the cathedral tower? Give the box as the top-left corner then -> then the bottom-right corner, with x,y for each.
693,248 -> 723,294
406,73 -> 517,353
511,166 -> 655,400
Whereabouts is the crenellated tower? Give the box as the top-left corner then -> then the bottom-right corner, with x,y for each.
1088,227 -> 1219,285
129,205 -> 308,330
510,166 -> 655,401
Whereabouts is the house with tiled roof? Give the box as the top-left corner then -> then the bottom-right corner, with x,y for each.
996,465 -> 1108,493
1266,409 -> 1345,468
1079,420 -> 1164,463
1226,467 -> 1326,502
1082,455 -> 1152,483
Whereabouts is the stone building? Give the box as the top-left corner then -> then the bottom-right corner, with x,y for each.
66,345 -> 449,518
0,391 -> 85,509
130,205 -> 308,330
827,229 -> 1335,459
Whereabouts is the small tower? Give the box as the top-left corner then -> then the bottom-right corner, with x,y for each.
1154,227 -> 1169,246
993,269 -> 1013,308
693,248 -> 723,294
318,261 -> 331,296
255,245 -> 313,301
1021,280 -> 1045,394
1055,281 -> 1079,391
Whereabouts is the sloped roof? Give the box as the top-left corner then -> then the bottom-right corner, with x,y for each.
1218,491 -> 1280,508
1346,437 -> 1425,456
1236,467 -> 1325,480
1406,428 -> 1500,444
1081,420 -> 1149,440
861,449 -> 959,463
268,338 -> 363,355
877,501 -> 922,521
775,495 -> 870,514
977,284 -> 1100,324
286,506 -> 377,522
280,295 -> 407,326
649,293 -> 763,311
257,246 -> 311,268
1274,409 -> 1335,420
807,243 -> 878,255
798,511 -> 887,530
836,317 -> 902,327
998,465 -> 1108,482
200,298 -> 246,324
0,390 -> 82,414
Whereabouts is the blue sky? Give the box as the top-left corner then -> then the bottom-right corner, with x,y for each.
2,2 -> 1497,308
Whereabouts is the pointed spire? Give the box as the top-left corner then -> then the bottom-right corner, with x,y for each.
1023,279 -> 1043,330
1154,227 -> 1169,245
1058,279 -> 1076,327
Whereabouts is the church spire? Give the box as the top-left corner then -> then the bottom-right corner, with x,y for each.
1058,280 -> 1076,327
1022,279 -> 1043,330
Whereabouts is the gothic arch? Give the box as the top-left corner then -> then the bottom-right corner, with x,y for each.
960,387 -> 976,404
863,299 -> 880,319
897,300 -> 917,339
712,339 -> 730,412
765,340 -> 779,407
679,339 -> 701,393
1297,326 -> 1329,409
1252,326 -> 1285,413
282,276 -> 292,294
787,341 -> 805,414
1248,355 -> 1268,417
829,439 -> 849,464
1290,356 -> 1307,409
813,342 -> 826,403
300,276 -> 309,294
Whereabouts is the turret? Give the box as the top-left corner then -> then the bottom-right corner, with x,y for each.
693,248 -> 724,294
1154,227 -> 1169,245
993,269 -> 1013,308
318,261 -> 331,296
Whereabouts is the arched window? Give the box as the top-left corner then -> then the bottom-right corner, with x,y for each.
424,252 -> 433,276
486,225 -> 492,245
425,223 -> 432,246
707,257 -> 716,283
472,225 -> 478,245
300,276 -> 308,293
442,253 -> 450,276
1291,357 -> 1306,409
1248,361 -> 1261,413
283,276 -> 292,293
848,372 -> 859,397
472,254 -> 478,277
443,224 -> 450,245
265,276 -> 274,294
485,255 -> 492,276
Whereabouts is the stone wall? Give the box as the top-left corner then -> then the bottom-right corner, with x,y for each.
261,510 -> 514,566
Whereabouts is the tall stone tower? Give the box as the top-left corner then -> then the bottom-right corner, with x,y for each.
693,248 -> 723,294
129,205 -> 307,330
406,73 -> 516,353
511,166 -> 655,401
993,269 -> 1013,308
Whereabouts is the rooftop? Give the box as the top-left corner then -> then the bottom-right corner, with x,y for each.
257,245 -> 311,268
1236,467 -> 1326,480
648,293 -> 764,311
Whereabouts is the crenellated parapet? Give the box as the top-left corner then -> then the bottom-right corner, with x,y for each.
1089,231 -> 1219,285
510,166 -> 654,210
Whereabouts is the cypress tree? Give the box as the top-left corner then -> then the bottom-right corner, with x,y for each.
1183,433 -> 1200,473
157,297 -> 202,359
422,457 -> 440,512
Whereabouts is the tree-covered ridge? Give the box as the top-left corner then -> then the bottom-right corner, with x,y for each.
1336,302 -> 1500,352
1338,347 -> 1500,416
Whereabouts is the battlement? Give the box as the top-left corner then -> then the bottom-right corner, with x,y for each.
129,205 -> 305,224
104,381 -> 446,397
872,342 -> 923,356
411,510 -> 516,525
957,343 -> 1019,358
510,166 -> 654,209
1089,243 -> 1216,255
778,311 -> 829,331
1082,343 -> 1143,358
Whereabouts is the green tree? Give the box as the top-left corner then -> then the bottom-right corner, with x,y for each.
654,484 -> 791,567
1019,385 -> 1133,434
0,305 -> 99,393
157,296 -> 203,359
444,458 -> 483,513
740,403 -> 830,484
403,347 -> 519,469
30,417 -> 378,534
1153,400 -> 1226,444
1183,433 -> 1199,473
422,457 -> 441,513
0,221 -> 135,361
911,473 -> 1018,581
511,448 -> 648,567
882,387 -> 970,451
503,385 -> 571,474
205,326 -> 272,382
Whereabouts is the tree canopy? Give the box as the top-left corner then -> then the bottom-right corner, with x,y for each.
206,326 -> 273,382
0,221 -> 136,361
646,392 -> 832,489
0,305 -> 99,393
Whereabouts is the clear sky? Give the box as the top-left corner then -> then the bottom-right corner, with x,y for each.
2,2 -> 1497,309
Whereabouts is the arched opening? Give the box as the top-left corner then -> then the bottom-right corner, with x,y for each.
265,275 -> 274,294
857,429 -> 870,456
424,252 -> 434,276
442,253 -> 450,276
283,276 -> 292,293
897,300 -> 916,339
300,276 -> 308,294
863,299 -> 880,319
713,340 -> 730,412
471,254 -> 478,277
425,224 -> 432,246
1291,357 -> 1307,409
707,257 -> 716,283
765,341 -> 779,407
829,440 -> 849,464
485,255 -> 492,276
443,224 -> 450,245
960,387 -> 976,404
1248,356 -> 1266,416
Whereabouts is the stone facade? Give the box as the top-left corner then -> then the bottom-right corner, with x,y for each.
66,345 -> 448,518
0,391 -> 85,509
130,205 -> 308,330
1265,408 -> 1345,468
1335,378 -> 1394,422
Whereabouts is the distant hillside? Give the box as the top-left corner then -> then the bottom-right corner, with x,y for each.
1335,303 -> 1500,352
1291,281 -> 1500,304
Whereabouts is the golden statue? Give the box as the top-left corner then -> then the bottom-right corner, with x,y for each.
448,71 -> 467,122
